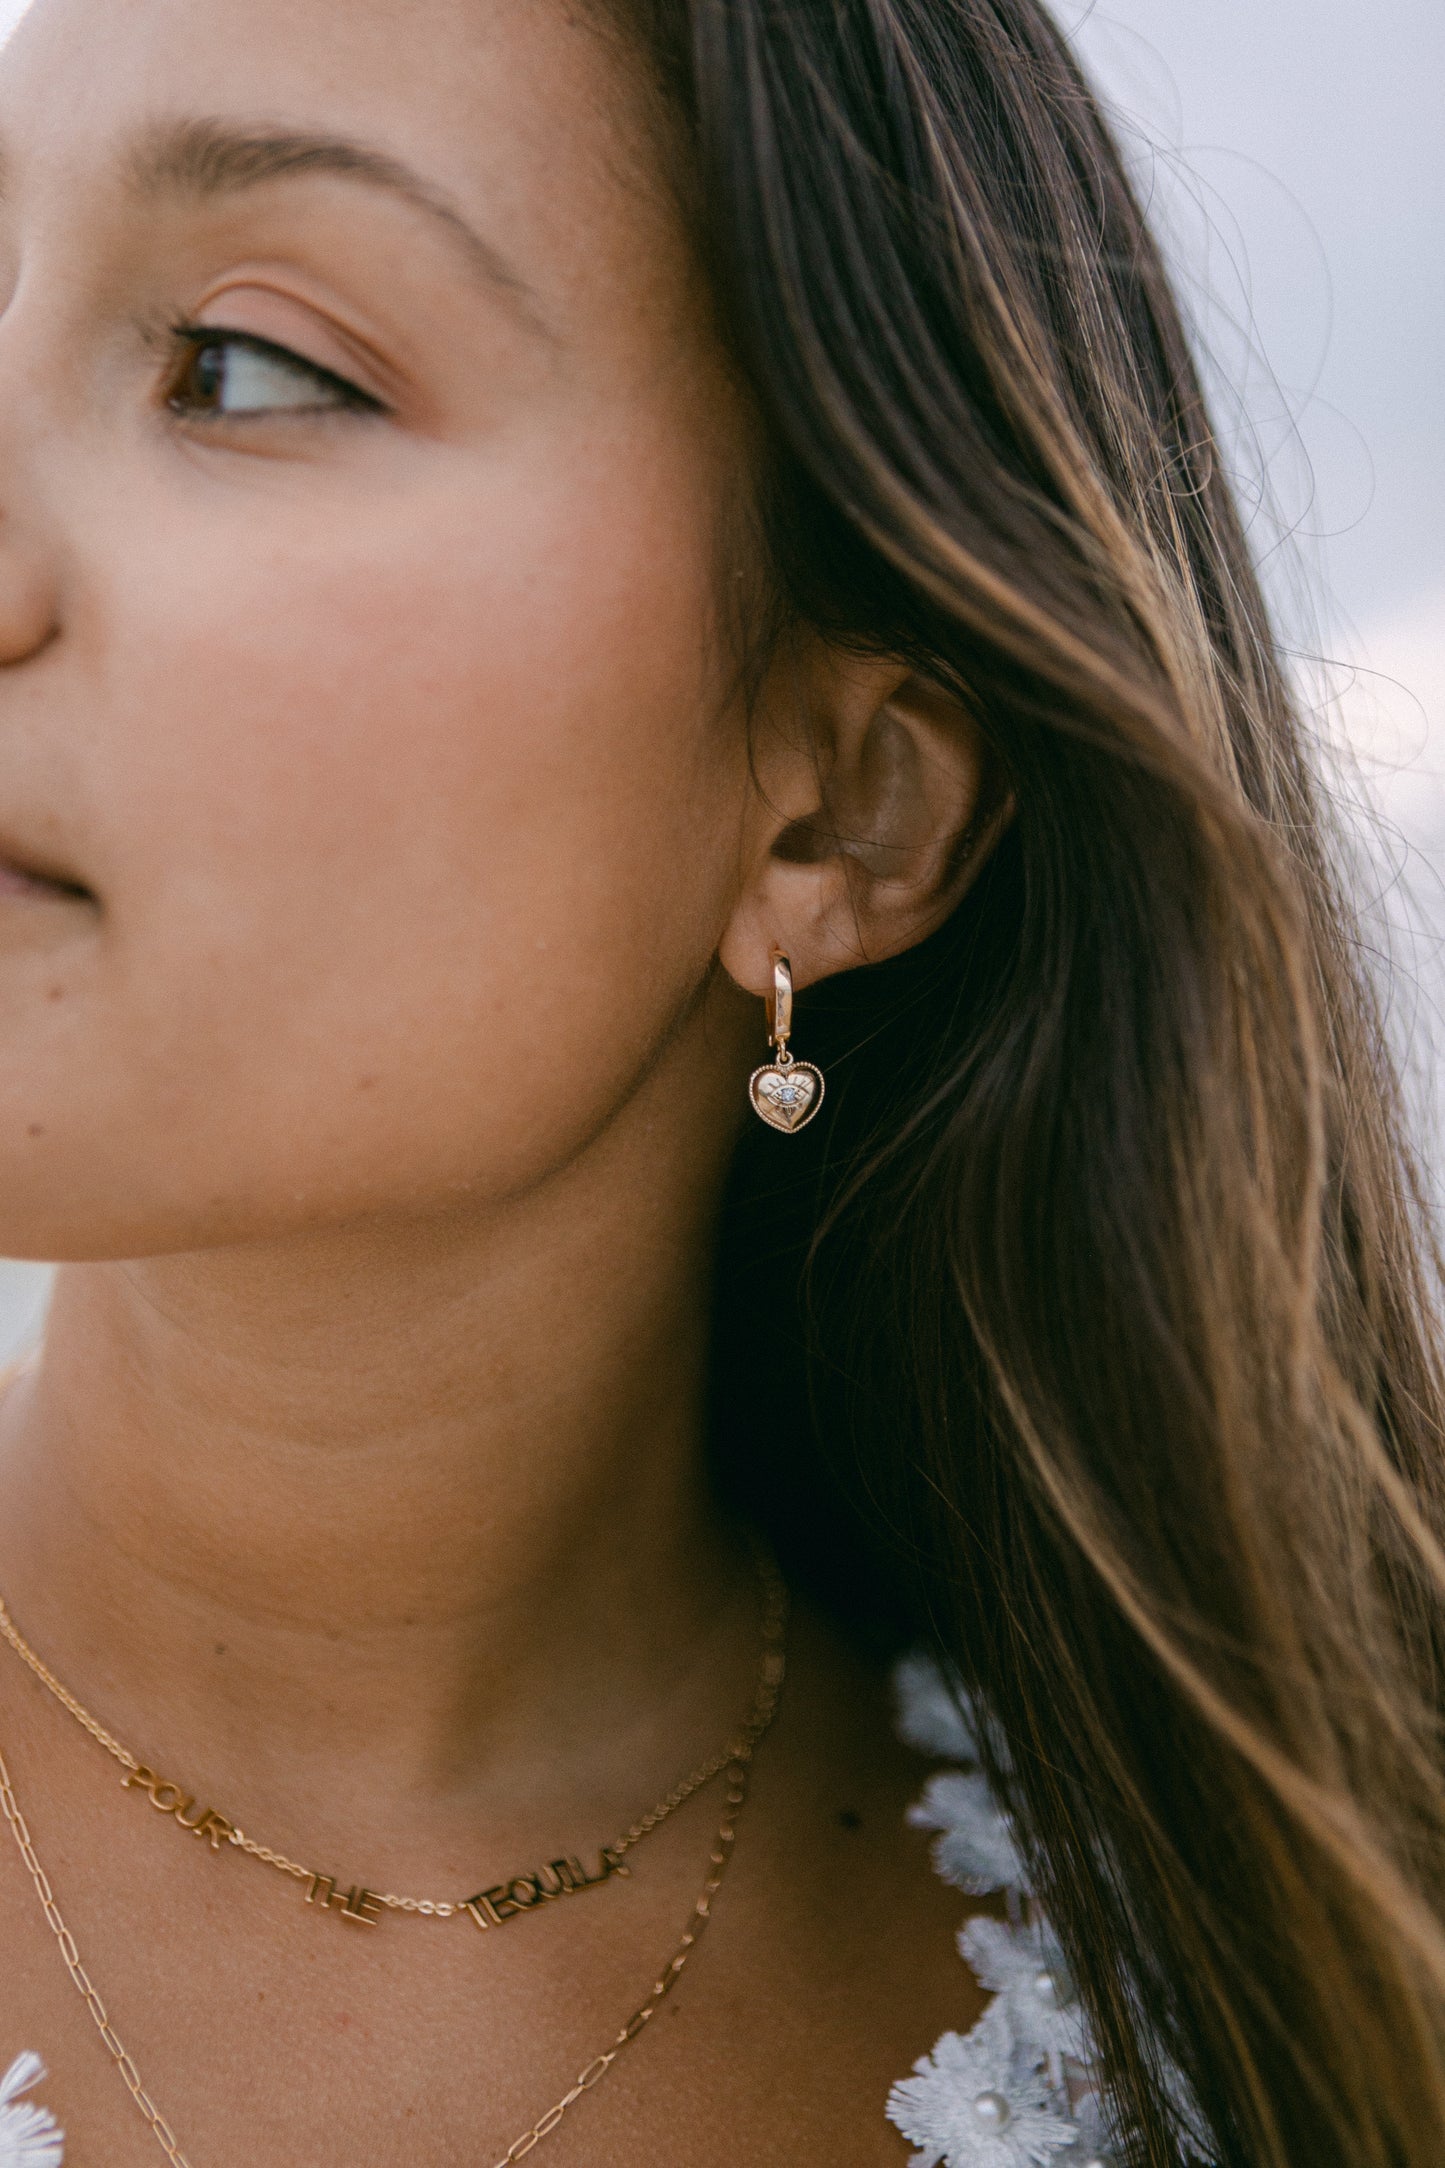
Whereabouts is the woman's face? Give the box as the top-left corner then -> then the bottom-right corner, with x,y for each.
0,0 -> 762,1257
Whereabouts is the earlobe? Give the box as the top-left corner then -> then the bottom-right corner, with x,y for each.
719,650 -> 1005,1003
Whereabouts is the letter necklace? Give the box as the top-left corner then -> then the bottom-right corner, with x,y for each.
0,1546 -> 786,1932
0,1550 -> 787,2167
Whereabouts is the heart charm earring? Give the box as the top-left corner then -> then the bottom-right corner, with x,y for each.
749,950 -> 825,1134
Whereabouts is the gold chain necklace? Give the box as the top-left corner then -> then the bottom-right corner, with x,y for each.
0,1551 -> 786,1931
0,1556 -> 788,2167
0,1718 -> 762,2166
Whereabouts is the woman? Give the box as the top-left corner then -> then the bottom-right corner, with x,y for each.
0,0 -> 1439,2161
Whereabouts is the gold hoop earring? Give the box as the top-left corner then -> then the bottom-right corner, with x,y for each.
749,950 -> 826,1134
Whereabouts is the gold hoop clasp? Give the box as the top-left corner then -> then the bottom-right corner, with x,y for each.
766,949 -> 795,1061
749,948 -> 825,1134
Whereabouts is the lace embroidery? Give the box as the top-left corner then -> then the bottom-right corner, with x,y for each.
0,2056 -> 63,2168
889,1652 -> 1216,2168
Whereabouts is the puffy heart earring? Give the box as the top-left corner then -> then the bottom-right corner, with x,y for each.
749,950 -> 825,1134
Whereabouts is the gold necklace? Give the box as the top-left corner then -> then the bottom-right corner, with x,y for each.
0,1556 -> 788,2168
0,1718 -> 763,2166
0,1549 -> 787,1932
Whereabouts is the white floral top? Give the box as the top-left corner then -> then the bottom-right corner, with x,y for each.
3,1653 -> 1216,2168
889,1650 -> 1217,2168
0,2055 -> 62,2168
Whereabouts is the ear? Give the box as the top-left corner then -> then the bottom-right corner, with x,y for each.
718,636 -> 1009,1001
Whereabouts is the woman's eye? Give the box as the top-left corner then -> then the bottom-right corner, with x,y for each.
167,330 -> 380,420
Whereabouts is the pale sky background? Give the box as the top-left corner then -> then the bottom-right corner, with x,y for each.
0,0 -> 1440,1351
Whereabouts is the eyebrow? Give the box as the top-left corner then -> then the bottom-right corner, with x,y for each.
124,117 -> 549,333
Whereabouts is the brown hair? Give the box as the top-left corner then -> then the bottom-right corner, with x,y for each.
614,1 -> 1445,2159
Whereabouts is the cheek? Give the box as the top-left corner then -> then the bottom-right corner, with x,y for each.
12,445 -> 748,1247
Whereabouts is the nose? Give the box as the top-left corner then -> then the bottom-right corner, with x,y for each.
0,285 -> 65,670
0,522 -> 57,667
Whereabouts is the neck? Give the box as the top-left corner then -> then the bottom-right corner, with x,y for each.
0,1030 -> 759,1840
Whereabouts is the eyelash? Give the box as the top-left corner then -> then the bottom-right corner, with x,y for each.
165,323 -> 386,419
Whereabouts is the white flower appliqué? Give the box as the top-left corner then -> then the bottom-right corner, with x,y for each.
959,1918 -> 1091,2068
0,2056 -> 64,2168
888,1999 -> 1078,2168
892,1651 -> 985,1764
907,1770 -> 1026,1896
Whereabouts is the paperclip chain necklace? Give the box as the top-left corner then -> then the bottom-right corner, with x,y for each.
0,1558 -> 788,2165
0,1550 -> 785,1931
